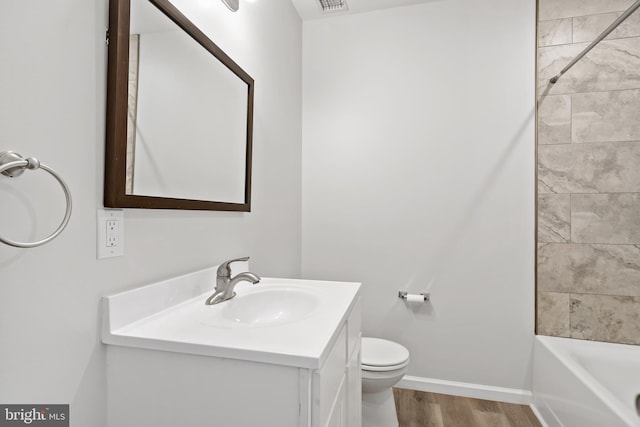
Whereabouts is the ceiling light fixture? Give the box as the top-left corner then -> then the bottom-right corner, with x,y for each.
221,0 -> 239,12
318,0 -> 347,13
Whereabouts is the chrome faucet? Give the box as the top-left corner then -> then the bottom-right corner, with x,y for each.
205,257 -> 261,305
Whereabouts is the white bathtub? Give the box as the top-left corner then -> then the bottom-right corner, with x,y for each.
533,335 -> 640,427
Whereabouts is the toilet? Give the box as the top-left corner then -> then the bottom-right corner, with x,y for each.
361,337 -> 410,427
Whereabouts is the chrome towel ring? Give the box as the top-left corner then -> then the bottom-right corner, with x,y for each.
0,151 -> 72,248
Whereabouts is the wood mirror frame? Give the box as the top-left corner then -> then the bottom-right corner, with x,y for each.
104,0 -> 254,211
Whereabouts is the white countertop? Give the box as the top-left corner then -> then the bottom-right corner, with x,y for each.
102,265 -> 360,369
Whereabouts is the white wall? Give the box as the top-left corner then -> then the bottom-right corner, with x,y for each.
0,0 -> 301,425
302,0 -> 536,391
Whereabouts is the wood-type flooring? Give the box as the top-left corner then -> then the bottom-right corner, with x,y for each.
393,388 -> 543,427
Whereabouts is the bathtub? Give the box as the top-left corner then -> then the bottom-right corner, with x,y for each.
533,335 -> 640,427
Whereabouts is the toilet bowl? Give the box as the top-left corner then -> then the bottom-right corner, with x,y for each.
361,337 -> 410,427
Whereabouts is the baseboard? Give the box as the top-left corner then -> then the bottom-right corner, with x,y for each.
396,375 -> 533,405
528,404 -> 551,427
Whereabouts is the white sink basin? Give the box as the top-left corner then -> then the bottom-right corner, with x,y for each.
103,266 -> 361,368
205,285 -> 321,327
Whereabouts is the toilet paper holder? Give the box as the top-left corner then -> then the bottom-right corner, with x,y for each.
398,291 -> 430,302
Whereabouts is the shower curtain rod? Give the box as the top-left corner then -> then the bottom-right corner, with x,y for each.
549,0 -> 640,84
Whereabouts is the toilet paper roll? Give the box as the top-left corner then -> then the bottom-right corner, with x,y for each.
404,294 -> 424,303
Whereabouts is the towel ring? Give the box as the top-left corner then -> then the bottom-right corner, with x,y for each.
0,151 -> 72,248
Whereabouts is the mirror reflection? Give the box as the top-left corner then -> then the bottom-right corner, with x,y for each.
126,0 -> 248,203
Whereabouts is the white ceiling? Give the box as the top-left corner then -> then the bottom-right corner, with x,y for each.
290,0 -> 438,20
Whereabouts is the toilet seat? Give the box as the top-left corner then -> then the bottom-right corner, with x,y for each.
362,359 -> 410,372
361,337 -> 409,372
361,337 -> 410,427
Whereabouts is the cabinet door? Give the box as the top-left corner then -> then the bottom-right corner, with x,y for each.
326,377 -> 346,427
311,298 -> 362,427
346,335 -> 362,427
313,327 -> 347,426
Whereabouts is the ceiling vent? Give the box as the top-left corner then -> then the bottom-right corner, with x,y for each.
318,0 -> 348,13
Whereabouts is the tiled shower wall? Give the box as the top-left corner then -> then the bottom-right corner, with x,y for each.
536,0 -> 640,345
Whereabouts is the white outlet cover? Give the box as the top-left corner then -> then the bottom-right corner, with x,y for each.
97,209 -> 124,259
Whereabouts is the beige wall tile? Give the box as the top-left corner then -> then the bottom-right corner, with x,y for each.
538,194 -> 570,242
538,43 -> 584,93
539,0 -> 634,21
570,294 -> 640,344
538,38 -> 640,95
572,89 -> 640,143
537,95 -> 570,145
537,292 -> 570,337
538,243 -> 640,295
538,19 -> 572,47
538,141 -> 640,193
573,11 -> 640,43
572,193 -> 640,243
537,0 -> 640,345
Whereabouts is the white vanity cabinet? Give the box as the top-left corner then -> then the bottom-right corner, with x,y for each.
103,266 -> 361,427
307,298 -> 361,427
106,297 -> 361,427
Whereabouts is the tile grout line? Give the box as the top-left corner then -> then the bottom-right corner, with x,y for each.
540,8 -> 634,22
536,290 -> 640,299
570,16 -> 574,44
539,138 -> 640,147
539,87 -> 640,98
538,34 -> 640,49
568,291 -> 573,339
538,241 -> 640,246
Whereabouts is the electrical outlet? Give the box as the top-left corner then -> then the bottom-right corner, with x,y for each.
97,209 -> 124,258
106,220 -> 117,247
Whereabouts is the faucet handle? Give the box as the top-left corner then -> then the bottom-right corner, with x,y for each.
217,257 -> 250,277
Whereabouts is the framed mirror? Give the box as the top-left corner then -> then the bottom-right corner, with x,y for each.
105,0 -> 254,211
